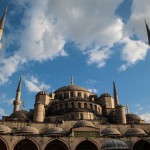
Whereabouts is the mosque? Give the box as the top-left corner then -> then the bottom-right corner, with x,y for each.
0,4 -> 150,150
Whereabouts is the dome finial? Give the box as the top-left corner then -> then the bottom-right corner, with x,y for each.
22,100 -> 26,111
126,104 -> 130,114
70,75 -> 74,85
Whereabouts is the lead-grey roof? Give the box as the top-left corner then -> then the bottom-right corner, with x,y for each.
55,85 -> 91,93
101,128 -> 121,136
73,120 -> 95,128
101,139 -> 129,150
124,128 -> 146,136
19,126 -> 39,134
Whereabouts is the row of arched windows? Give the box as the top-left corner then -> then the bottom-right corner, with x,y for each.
55,91 -> 90,100
52,102 -> 101,114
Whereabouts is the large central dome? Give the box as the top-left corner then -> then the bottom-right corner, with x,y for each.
55,85 -> 90,93
55,76 -> 91,93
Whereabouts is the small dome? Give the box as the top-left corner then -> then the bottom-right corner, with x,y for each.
126,113 -> 142,123
48,127 -> 65,134
101,128 -> 121,136
9,110 -> 29,120
73,120 -> 95,128
101,139 -> 129,150
0,125 -> 11,133
55,85 -> 91,93
19,126 -> 39,134
124,128 -> 146,136
99,93 -> 111,99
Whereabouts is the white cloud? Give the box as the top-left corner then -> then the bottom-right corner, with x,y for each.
87,47 -> 113,68
119,37 -> 149,71
135,103 -> 143,111
0,54 -> 25,84
0,0 -> 125,84
0,93 -> 14,105
24,75 -> 50,93
125,0 -> 150,41
1,0 -> 150,83
140,113 -> 150,123
88,88 -> 97,94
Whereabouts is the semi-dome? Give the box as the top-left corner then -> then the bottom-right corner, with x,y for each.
48,127 -> 65,134
126,113 -> 142,123
0,125 -> 11,133
101,128 -> 121,136
101,139 -> 129,150
124,128 -> 146,136
19,126 -> 39,134
73,120 -> 95,128
9,110 -> 29,120
55,85 -> 91,93
99,93 -> 112,99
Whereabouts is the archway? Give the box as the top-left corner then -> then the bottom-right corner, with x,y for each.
75,140 -> 98,150
14,139 -> 38,150
45,140 -> 69,150
133,139 -> 150,150
0,139 -> 7,150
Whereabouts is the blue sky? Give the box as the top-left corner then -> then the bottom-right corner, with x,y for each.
0,0 -> 150,122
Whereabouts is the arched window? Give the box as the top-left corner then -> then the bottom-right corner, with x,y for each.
98,107 -> 101,113
95,105 -> 97,111
60,104 -> 62,110
75,140 -> 98,150
65,103 -> 68,109
45,140 -> 69,150
70,92 -> 75,97
55,106 -> 57,111
84,103 -> 87,109
80,113 -> 83,119
64,92 -> 67,98
78,92 -> 81,97
78,103 -> 81,108
90,104 -> 93,110
14,139 -> 38,150
71,103 -> 75,108
84,93 -> 87,99
0,139 -> 7,150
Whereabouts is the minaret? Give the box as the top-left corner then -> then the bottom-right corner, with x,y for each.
0,5 -> 8,49
145,20 -> 150,46
70,75 -> 74,85
13,76 -> 22,112
126,104 -> 130,114
113,81 -> 119,106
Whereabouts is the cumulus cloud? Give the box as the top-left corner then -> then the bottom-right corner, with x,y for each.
0,0 -> 125,84
0,93 -> 14,105
87,47 -> 113,68
118,37 -> 149,71
0,54 -> 25,84
125,0 -> 150,41
1,0 -> 150,83
24,75 -> 50,93
88,88 -> 97,94
140,113 -> 150,123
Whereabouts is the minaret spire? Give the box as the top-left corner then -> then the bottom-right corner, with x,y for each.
70,75 -> 74,85
145,20 -> 150,46
126,104 -> 130,114
13,76 -> 22,112
0,5 -> 8,49
113,81 -> 119,106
